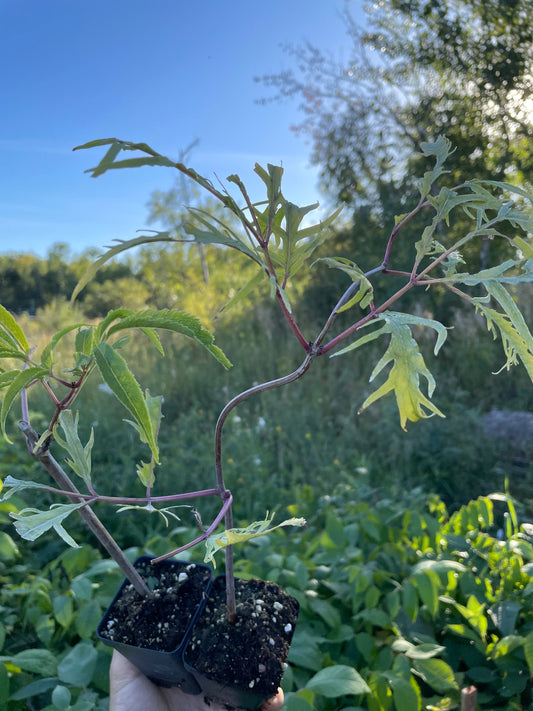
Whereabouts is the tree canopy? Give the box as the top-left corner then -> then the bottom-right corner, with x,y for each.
258,0 -> 533,206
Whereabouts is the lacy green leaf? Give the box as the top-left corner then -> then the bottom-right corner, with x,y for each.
10,504 -> 83,547
204,514 -> 306,567
53,411 -> 94,484
0,475 -> 53,501
474,282 -> 533,381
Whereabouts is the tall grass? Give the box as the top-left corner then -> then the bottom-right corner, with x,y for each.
3,292 -> 532,560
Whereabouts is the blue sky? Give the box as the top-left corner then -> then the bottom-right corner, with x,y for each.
1,0 -> 365,258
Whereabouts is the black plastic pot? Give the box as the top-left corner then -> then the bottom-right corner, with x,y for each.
184,576 -> 299,710
97,555 -> 212,692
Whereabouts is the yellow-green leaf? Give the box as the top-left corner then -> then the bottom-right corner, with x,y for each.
358,317 -> 445,430
204,514 -> 306,566
0,305 -> 28,352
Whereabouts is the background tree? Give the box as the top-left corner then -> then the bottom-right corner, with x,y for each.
258,0 -> 533,285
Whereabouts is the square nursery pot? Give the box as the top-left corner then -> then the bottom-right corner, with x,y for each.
184,576 -> 299,711
97,555 -> 212,692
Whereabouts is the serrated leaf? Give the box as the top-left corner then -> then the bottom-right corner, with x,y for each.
0,304 -> 28,352
10,504 -> 83,547
420,136 -> 453,163
104,308 -> 231,368
474,282 -> 533,380
139,327 -> 164,355
0,372 -> 19,391
124,391 -> 162,486
315,258 -> 373,312
93,342 -> 159,461
1,366 -> 49,442
186,208 -> 262,264
74,326 -> 96,357
219,270 -> 265,314
41,323 -> 88,369
204,514 -> 306,566
306,665 -> 370,697
71,233 -> 177,302
53,411 -> 94,484
253,163 -> 283,224
334,313 -> 446,430
478,179 -> 533,202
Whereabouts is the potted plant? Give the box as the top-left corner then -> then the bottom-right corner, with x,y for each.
1,136 -> 533,709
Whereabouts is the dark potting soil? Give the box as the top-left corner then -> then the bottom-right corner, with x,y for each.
185,577 -> 299,697
99,559 -> 211,652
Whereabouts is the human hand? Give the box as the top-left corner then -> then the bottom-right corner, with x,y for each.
110,650 -> 284,711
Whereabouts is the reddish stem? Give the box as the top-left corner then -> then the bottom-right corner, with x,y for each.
150,492 -> 233,564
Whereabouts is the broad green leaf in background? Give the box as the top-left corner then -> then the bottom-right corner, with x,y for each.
412,658 -> 458,694
0,648 -> 58,676
488,601 -> 522,636
53,411 -> 94,485
413,569 -> 441,617
305,665 -> 371,697
524,631 -> 533,677
93,342 -> 159,462
391,639 -> 446,660
204,514 -> 306,566
57,641 -> 97,687
8,678 -> 61,703
388,676 -> 421,711
53,595 -> 74,628
10,503 -> 83,548
0,662 -> 8,709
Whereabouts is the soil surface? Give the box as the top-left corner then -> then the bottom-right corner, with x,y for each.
185,577 -> 299,697
99,558 -> 211,652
